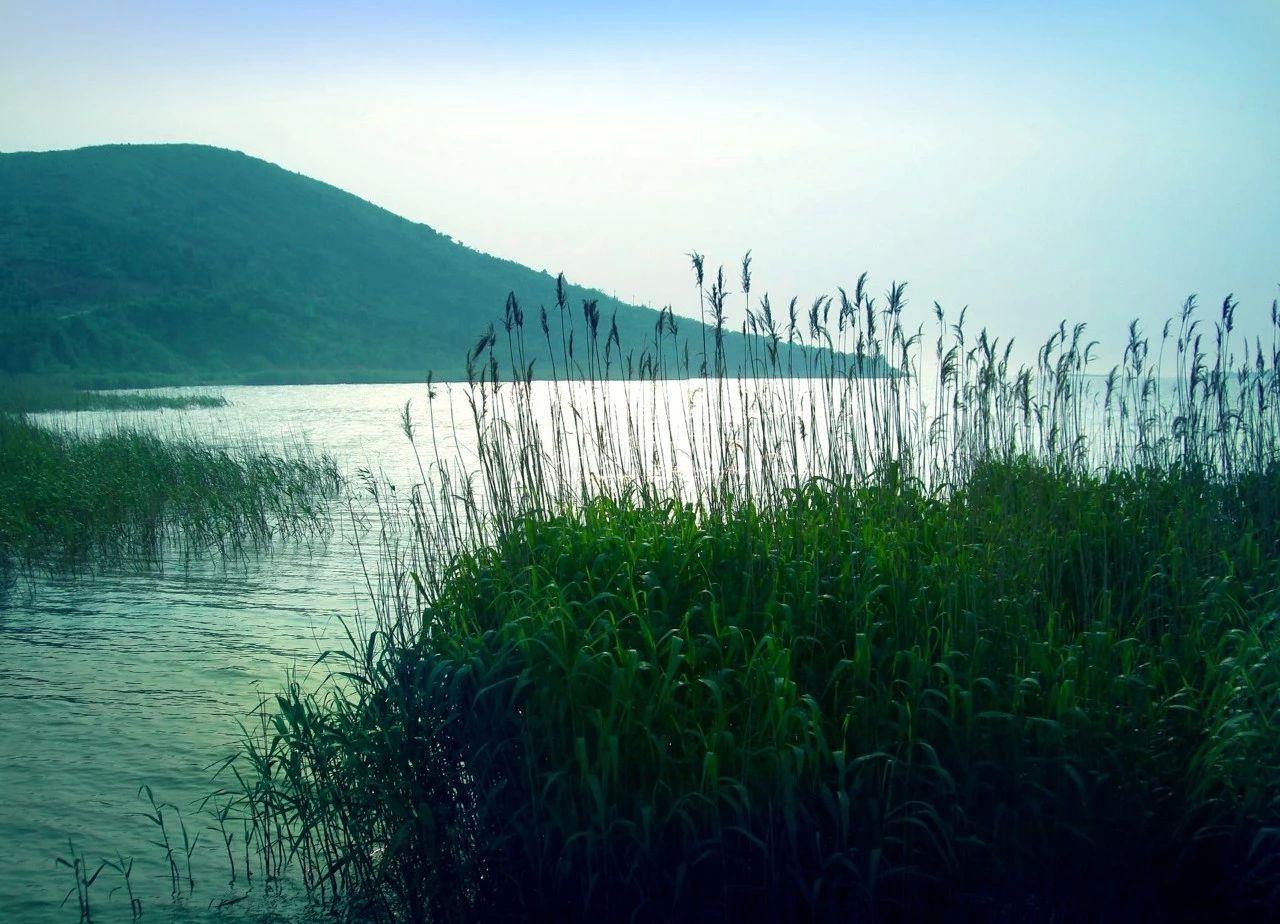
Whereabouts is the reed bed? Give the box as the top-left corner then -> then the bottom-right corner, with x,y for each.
0,378 -> 228,413
234,260 -> 1280,922
0,413 -> 341,573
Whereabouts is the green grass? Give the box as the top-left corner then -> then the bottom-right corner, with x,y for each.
0,377 -> 228,412
232,263 -> 1280,921
0,413 -> 341,572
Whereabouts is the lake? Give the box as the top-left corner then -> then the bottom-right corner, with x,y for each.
0,384 -> 450,924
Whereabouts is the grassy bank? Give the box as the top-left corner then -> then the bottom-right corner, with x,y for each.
236,265 -> 1280,921
0,413 -> 341,572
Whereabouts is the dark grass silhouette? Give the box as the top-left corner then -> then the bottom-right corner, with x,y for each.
230,262 -> 1280,922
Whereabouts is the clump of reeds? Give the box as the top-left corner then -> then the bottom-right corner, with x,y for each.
235,260 -> 1280,921
0,378 -> 228,413
0,413 -> 341,573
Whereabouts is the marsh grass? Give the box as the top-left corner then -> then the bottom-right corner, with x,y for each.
56,841 -> 106,923
0,413 -> 341,574
234,262 -> 1280,921
0,378 -> 228,413
101,853 -> 143,921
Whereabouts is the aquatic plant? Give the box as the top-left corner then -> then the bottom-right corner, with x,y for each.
56,841 -> 106,923
239,262 -> 1280,921
0,378 -> 228,413
101,853 -> 143,920
0,414 -> 341,573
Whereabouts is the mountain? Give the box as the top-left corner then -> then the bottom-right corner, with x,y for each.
0,144 -> 877,387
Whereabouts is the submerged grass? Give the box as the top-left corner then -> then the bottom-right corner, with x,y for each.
0,413 -> 341,573
233,262 -> 1280,921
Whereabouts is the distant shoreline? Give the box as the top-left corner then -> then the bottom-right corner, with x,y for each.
8,365 -> 897,392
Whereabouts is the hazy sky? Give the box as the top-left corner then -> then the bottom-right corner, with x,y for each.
3,1 -> 1277,362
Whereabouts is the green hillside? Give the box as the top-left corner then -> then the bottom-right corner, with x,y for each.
0,144 -> 870,387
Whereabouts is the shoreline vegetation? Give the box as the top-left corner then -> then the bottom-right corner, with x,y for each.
0,378 -> 229,413
0,412 -> 341,575
220,263 -> 1280,921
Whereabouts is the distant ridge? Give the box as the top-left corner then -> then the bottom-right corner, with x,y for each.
0,144 -> 880,386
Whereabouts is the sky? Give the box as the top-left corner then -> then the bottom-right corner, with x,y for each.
2,0 -> 1278,363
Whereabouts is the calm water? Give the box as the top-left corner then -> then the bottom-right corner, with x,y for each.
0,384 -> 446,924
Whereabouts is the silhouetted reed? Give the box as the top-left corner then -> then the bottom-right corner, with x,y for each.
237,260 -> 1280,921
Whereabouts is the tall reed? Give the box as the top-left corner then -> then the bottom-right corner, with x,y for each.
0,378 -> 228,413
0,414 -> 341,573
237,262 -> 1280,921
